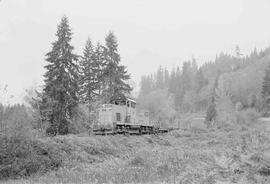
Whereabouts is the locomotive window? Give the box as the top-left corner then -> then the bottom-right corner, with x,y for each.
116,113 -> 121,121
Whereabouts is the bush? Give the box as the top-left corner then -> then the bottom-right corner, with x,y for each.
0,137 -> 63,179
205,104 -> 217,127
69,104 -> 94,134
129,155 -> 146,167
237,108 -> 260,126
0,104 -> 36,139
0,104 -> 63,179
235,102 -> 243,111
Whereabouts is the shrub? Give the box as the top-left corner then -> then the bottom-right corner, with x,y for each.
69,104 -> 94,134
237,108 -> 260,126
205,104 -> 217,127
0,104 -> 63,179
235,101 -> 243,111
0,137 -> 63,179
0,104 -> 35,139
129,155 -> 146,167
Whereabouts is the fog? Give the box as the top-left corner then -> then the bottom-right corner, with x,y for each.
1,0 -> 270,103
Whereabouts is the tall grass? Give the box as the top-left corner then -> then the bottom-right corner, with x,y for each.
0,104 -> 59,179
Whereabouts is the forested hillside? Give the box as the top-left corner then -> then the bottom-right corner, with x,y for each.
138,46 -> 270,123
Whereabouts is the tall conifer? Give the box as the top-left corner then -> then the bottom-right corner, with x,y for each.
103,32 -> 132,103
262,65 -> 270,100
79,38 -> 95,109
42,16 -> 79,135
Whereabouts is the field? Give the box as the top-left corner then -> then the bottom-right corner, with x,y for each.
2,116 -> 270,184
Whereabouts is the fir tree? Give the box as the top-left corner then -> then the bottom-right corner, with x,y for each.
156,66 -> 164,89
103,32 -> 132,103
174,66 -> 185,109
169,66 -> 177,93
194,68 -> 208,93
164,68 -> 170,89
139,75 -> 153,96
235,45 -> 243,58
181,61 -> 192,92
94,42 -> 107,97
262,64 -> 270,100
79,40 -> 106,110
78,38 -> 96,110
205,74 -> 219,126
42,16 -> 79,135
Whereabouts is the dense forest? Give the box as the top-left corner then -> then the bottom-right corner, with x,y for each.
137,46 -> 270,125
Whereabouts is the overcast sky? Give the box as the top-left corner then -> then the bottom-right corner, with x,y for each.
1,0 -> 270,103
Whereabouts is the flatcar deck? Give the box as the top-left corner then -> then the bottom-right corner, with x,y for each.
93,124 -> 170,135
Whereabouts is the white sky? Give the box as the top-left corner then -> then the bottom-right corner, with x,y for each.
1,0 -> 270,103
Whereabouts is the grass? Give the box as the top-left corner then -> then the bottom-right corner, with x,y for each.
3,125 -> 270,184
2,108 -> 270,184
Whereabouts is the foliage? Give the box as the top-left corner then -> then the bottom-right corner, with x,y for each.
78,32 -> 132,107
41,16 -> 79,135
79,39 -> 106,110
139,46 -> 270,113
237,108 -> 260,127
102,32 -> 132,103
69,104 -> 93,133
262,62 -> 270,109
205,104 -> 217,127
0,104 -> 35,139
6,127 -> 270,184
139,75 -> 154,96
0,137 -> 63,179
139,59 -> 208,112
182,90 -> 199,112
235,101 -> 243,111
138,89 -> 176,127
0,103 -> 62,179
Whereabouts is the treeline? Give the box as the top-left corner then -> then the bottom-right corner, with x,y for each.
139,59 -> 207,112
138,46 -> 270,114
38,16 -> 131,135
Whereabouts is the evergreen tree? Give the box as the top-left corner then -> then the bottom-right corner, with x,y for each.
139,75 -> 153,96
194,68 -> 208,93
169,66 -> 176,93
262,64 -> 270,100
235,45 -> 243,58
164,67 -> 170,89
156,66 -> 164,89
42,16 -> 79,135
181,61 -> 192,92
103,32 -> 132,103
79,38 -> 96,110
205,73 -> 219,126
174,66 -> 185,109
190,58 -> 198,90
94,42 -> 107,96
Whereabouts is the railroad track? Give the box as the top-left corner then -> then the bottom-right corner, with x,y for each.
93,125 -> 172,135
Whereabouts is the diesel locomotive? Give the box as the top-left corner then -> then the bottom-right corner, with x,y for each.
92,97 -> 157,135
